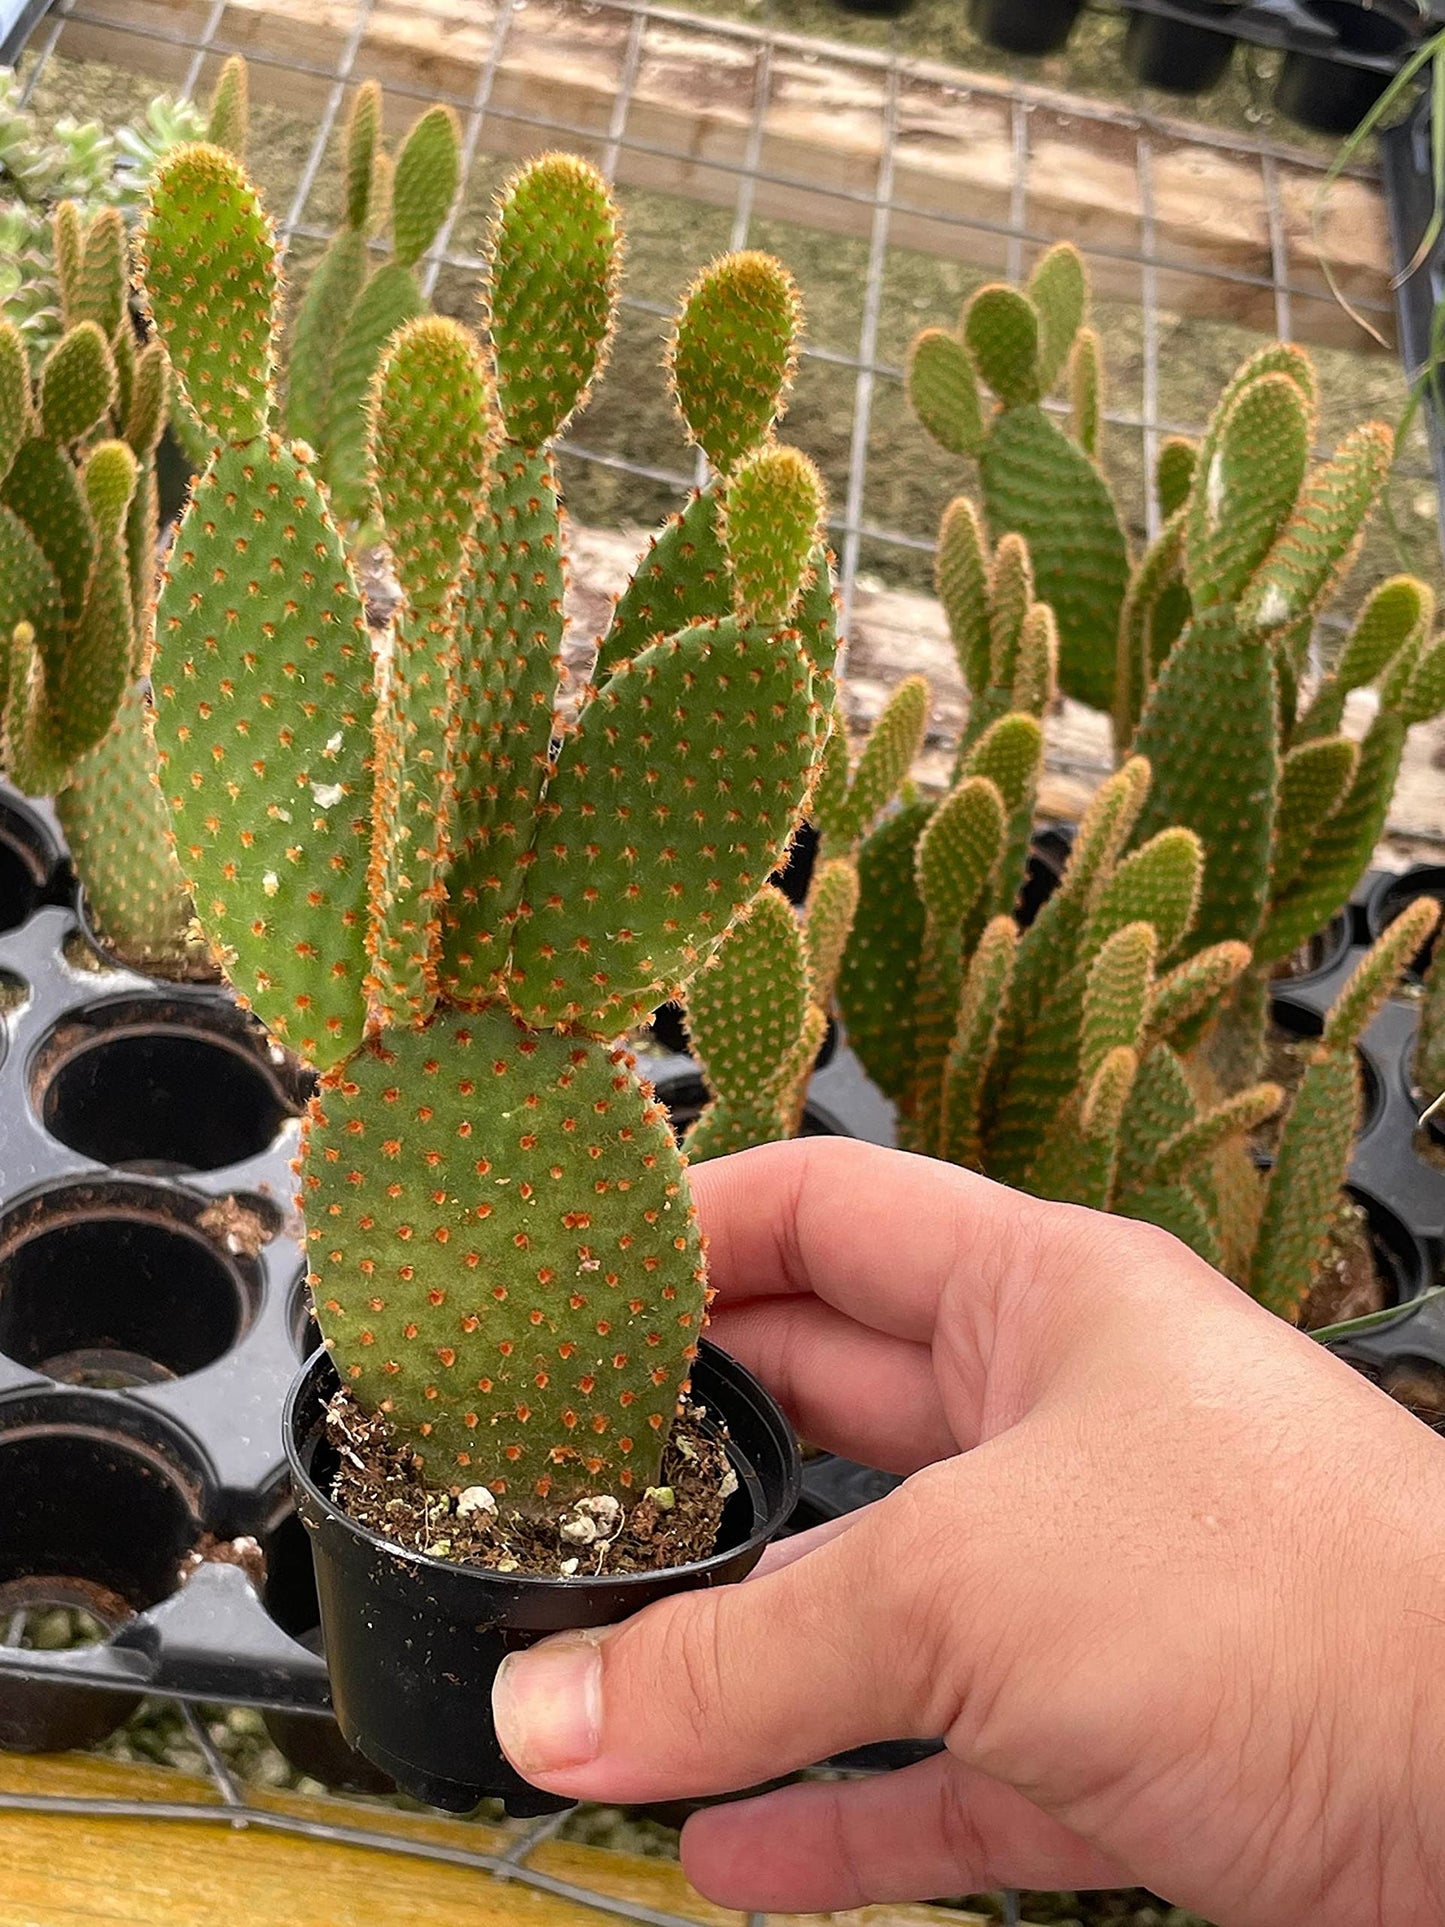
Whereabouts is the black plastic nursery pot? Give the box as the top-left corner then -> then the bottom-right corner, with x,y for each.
284,1340 -> 802,1818
1365,864 -> 1445,981
0,785 -> 65,939
1122,2 -> 1242,93
1273,0 -> 1421,136
968,0 -> 1084,56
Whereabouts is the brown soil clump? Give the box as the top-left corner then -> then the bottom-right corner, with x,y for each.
1299,1199 -> 1387,1333
327,1390 -> 732,1577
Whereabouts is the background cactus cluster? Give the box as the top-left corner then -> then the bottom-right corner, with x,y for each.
0,199 -> 195,970
138,139 -> 835,1515
0,63 -> 227,359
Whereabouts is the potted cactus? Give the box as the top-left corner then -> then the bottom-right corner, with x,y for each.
137,141 -> 833,1813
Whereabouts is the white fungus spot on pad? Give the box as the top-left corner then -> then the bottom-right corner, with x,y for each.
311,781 -> 344,809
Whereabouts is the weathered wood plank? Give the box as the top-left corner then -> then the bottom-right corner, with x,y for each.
0,1748 -> 1022,1927
54,0 -> 1391,350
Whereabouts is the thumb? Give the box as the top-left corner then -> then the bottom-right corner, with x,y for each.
491,1469 -> 971,1802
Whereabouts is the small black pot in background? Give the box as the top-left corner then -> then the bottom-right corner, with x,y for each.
968,0 -> 1083,56
0,785 -> 66,939
1365,864 -> 1445,981
1123,2 -> 1242,94
285,1341 -> 801,1817
1274,0 -> 1421,137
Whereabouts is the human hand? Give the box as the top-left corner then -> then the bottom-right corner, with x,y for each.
491,1138 -> 1445,1923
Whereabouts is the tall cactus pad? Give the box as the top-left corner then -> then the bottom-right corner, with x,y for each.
488,155 -> 619,451
389,106 -> 460,270
1145,941 -> 1251,1047
1322,899 -> 1439,1052
804,855 -> 859,1009
940,913 -> 1016,1170
1185,372 -> 1309,610
1238,422 -> 1394,636
1084,828 -> 1201,959
286,230 -> 369,454
1156,437 -> 1197,520
0,507 -> 62,723
1080,921 -> 1154,1080
304,1008 -> 705,1506
979,403 -> 1129,713
206,55 -> 249,157
321,263 -> 426,525
936,496 -> 990,694
141,144 -> 277,443
963,285 -> 1040,405
152,439 -> 373,1066
719,445 -> 823,627
346,82 -> 382,229
4,437 -> 95,625
836,798 -> 932,1101
38,321 -> 116,446
443,448 -> 564,997
685,888 -> 807,1115
907,330 -> 984,458
57,685 -> 197,971
1271,736 -> 1358,899
1029,242 -> 1086,393
1250,1047 -> 1358,1320
669,252 -> 800,473
824,673 -> 928,851
507,619 -> 816,1031
1299,575 -> 1427,740
1131,609 -> 1278,950
1069,330 -> 1102,459
0,322 -> 27,480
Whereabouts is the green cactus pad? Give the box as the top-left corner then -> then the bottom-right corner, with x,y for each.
1256,712 -> 1404,967
959,710 -> 1041,814
1069,329 -> 1102,459
719,444 -> 824,628
1028,243 -> 1086,393
82,438 -> 137,542
1085,827 -> 1201,960
1238,422 -> 1394,637
5,622 -> 68,798
979,402 -> 1129,714
1250,1046 -> 1358,1320
488,154 -> 620,451
39,321 -> 116,446
152,437 -> 373,1066
1081,920 -> 1154,1081
803,854 -> 859,1009
595,489 -> 727,681
1145,940 -> 1251,1048
936,496 -> 990,695
1149,1084 -> 1282,1188
127,457 -> 159,636
507,619 -> 815,1033
963,284 -> 1040,406
1186,372 -> 1309,611
1156,437 -> 1197,521
1323,899 -> 1439,1052
1272,736 -> 1358,900
0,508 -> 61,730
1114,515 -> 1188,751
304,1007 -> 706,1505
940,913 -> 1015,1170
125,341 -> 170,460
1115,1041 -> 1197,1198
669,251 -> 800,473
52,202 -> 83,333
48,452 -> 135,765
684,1091 -> 788,1162
828,674 -> 928,850
1074,1044 -> 1137,1208
686,887 -> 807,1106
389,106 -> 460,269
142,144 -> 278,444
57,684 -> 197,972
1012,603 -> 1057,716
1,436 -> 93,625
443,448 -> 564,1000
1299,575 -> 1428,741
345,82 -> 382,230
907,329 -> 985,458
205,54 -> 249,156
1400,637 -> 1445,726
986,534 -> 1033,689
1130,609 -> 1278,950
0,321 -> 29,481
835,798 -> 932,1102
285,227 -> 369,454
73,207 -> 126,339
916,774 -> 1003,930
320,260 -> 425,524
369,316 -> 494,617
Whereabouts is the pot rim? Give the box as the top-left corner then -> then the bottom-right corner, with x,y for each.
285,1337 -> 801,1593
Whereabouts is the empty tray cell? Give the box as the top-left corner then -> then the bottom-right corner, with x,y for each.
32,996 -> 309,1174
0,1401 -> 203,1750
0,1182 -> 264,1388
0,792 -> 59,937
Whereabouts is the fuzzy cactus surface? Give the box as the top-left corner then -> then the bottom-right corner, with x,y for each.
139,144 -> 835,1511
0,201 -> 195,971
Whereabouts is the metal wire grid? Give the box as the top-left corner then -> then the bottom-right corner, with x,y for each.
0,3 -> 1430,1910
14,0 -> 1420,652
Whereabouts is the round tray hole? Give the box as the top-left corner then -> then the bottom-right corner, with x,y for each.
0,1416 -> 201,1613
1368,867 -> 1445,982
34,999 -> 307,1173
0,1185 -> 260,1387
0,798 -> 55,937
1301,0 -> 1414,54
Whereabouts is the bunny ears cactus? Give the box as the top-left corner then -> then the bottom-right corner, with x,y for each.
139,144 -> 833,1508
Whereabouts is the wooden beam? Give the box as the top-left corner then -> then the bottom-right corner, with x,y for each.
0,1748 -> 1031,1927
55,0 -> 1392,351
